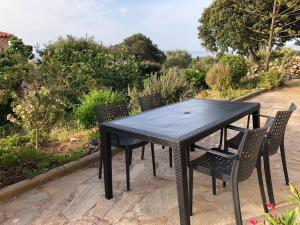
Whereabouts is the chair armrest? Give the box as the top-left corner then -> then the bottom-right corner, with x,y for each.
192,144 -> 238,160
254,114 -> 274,119
226,125 -> 247,132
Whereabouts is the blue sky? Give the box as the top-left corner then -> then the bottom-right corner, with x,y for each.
0,0 -> 212,56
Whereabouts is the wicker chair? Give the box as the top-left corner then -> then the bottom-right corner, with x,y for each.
138,94 -> 173,168
225,103 -> 297,205
97,102 -> 156,191
189,118 -> 273,225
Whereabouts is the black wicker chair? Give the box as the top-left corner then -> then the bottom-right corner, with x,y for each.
97,102 -> 156,191
189,118 -> 273,225
225,103 -> 297,205
138,94 -> 173,168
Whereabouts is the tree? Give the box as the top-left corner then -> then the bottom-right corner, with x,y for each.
7,64 -> 65,149
255,0 -> 300,70
198,0 -> 300,67
164,50 -> 192,69
0,37 -> 34,125
40,36 -> 142,109
121,33 -> 166,64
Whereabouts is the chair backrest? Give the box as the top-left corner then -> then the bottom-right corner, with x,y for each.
96,102 -> 129,124
138,93 -> 165,112
235,118 -> 273,182
267,103 -> 297,155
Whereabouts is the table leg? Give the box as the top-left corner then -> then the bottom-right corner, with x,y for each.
253,109 -> 260,129
102,130 -> 113,199
174,146 -> 191,225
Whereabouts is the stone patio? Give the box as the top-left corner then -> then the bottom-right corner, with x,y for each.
1,83 -> 300,225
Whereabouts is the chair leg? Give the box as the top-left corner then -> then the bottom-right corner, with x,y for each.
257,156 -> 268,213
98,145 -> 103,179
232,180 -> 243,225
190,145 -> 195,152
151,143 -> 156,177
141,145 -> 145,160
212,177 -> 217,195
189,168 -> 193,216
125,148 -> 131,191
169,147 -> 172,168
280,140 -> 289,185
223,181 -> 226,187
129,149 -> 133,166
263,153 -> 275,205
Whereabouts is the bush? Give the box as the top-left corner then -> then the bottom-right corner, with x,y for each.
128,68 -> 194,112
75,90 -> 127,128
259,70 -> 284,89
183,69 -> 208,90
140,60 -> 162,77
164,50 -> 192,69
206,64 -> 232,91
219,55 -> 248,86
144,68 -> 194,103
190,56 -> 217,70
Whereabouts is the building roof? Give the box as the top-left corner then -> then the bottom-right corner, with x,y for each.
0,31 -> 14,39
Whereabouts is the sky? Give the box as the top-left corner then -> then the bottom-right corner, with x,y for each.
1,0 -> 298,57
0,0 -> 213,57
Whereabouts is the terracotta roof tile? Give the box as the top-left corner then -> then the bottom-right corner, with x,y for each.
0,31 -> 14,38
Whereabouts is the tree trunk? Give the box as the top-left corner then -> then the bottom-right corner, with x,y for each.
248,48 -> 258,64
265,0 -> 278,72
35,127 -> 39,150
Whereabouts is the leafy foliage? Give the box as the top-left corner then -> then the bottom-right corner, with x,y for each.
40,36 -> 142,109
206,64 -> 232,91
121,33 -> 166,64
183,69 -> 208,90
75,90 -> 127,128
128,68 -> 194,113
249,185 -> 300,225
164,50 -> 192,69
12,85 -> 65,149
140,60 -> 162,77
190,56 -> 217,70
198,0 -> 300,64
0,38 -> 34,125
219,55 -> 248,86
259,70 -> 284,89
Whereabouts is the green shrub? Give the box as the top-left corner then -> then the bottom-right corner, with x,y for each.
0,135 -> 30,149
144,68 -> 194,103
140,61 -> 162,77
259,70 -> 284,89
190,56 -> 217,70
206,64 -> 232,91
75,90 -> 127,128
183,69 -> 208,90
128,68 -> 194,112
0,150 -> 18,170
219,55 -> 248,86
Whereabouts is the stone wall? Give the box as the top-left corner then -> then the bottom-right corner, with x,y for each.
272,56 -> 300,79
249,56 -> 300,79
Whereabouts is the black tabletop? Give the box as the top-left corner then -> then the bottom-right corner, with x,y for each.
102,99 -> 260,144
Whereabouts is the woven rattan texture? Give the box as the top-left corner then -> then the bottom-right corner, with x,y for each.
138,93 -> 165,112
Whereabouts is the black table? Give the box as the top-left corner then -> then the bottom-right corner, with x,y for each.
100,99 -> 260,225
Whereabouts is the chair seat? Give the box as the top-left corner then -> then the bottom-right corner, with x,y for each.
112,136 -> 147,149
227,132 -> 244,150
190,150 -> 235,181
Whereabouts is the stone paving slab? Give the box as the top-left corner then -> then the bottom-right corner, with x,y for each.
1,84 -> 300,225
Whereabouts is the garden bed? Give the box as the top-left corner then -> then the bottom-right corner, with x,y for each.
0,129 -> 97,189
